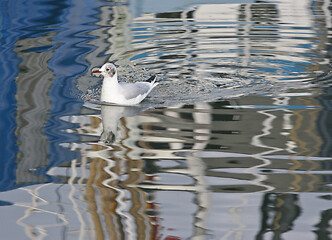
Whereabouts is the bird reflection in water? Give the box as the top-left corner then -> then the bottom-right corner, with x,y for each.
100,104 -> 148,144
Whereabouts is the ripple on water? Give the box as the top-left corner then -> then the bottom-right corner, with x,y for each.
94,3 -> 326,103
81,2 -> 331,106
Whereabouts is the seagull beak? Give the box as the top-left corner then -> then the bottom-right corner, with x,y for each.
92,70 -> 101,73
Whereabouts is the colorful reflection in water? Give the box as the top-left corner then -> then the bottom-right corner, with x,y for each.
1,0 -> 332,239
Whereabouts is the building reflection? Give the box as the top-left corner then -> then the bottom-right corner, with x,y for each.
57,0 -> 332,239
256,193 -> 301,240
314,207 -> 332,239
58,90 -> 332,239
14,24 -> 56,184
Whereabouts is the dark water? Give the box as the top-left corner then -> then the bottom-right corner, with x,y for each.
1,0 -> 332,239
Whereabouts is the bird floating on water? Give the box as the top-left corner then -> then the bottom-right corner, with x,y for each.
92,63 -> 158,105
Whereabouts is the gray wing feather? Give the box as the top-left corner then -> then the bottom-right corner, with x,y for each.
119,82 -> 151,100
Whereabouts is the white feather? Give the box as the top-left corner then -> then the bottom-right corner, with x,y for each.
97,63 -> 158,105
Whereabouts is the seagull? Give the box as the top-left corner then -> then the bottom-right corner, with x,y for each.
92,63 -> 158,105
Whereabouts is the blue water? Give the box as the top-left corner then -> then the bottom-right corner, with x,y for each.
1,0 -> 332,239
0,0 -> 92,190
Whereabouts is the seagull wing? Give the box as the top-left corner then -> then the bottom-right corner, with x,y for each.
119,82 -> 152,100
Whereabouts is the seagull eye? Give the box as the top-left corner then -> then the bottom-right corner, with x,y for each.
106,68 -> 110,72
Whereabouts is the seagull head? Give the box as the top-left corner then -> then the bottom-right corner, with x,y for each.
92,63 -> 117,78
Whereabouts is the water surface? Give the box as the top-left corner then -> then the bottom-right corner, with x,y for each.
1,0 -> 332,239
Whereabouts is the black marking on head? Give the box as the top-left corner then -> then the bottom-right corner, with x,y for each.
104,64 -> 116,77
109,67 -> 116,77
